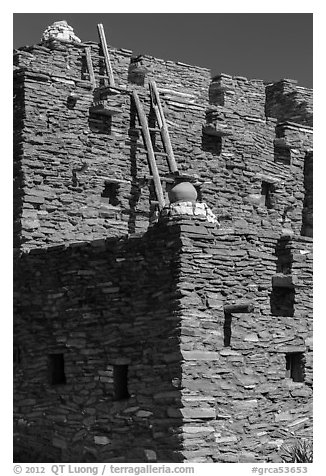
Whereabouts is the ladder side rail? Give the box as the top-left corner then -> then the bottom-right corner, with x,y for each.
84,47 -> 96,88
150,97 -> 163,129
149,81 -> 178,173
132,91 -> 165,210
97,23 -> 115,87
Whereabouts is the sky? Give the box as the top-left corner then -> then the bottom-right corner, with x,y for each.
13,13 -> 313,88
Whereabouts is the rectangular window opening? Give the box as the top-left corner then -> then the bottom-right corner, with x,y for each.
275,238 -> 293,274
113,365 -> 130,400
201,134 -> 222,155
285,352 -> 305,382
101,182 -> 120,206
261,181 -> 274,209
274,145 -> 291,165
49,353 -> 66,385
194,185 -> 203,202
223,313 -> 232,347
88,112 -> 112,134
270,286 -> 295,317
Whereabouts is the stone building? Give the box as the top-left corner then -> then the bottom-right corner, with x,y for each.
13,21 -> 313,463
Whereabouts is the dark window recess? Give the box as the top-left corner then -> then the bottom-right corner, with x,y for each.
201,134 -> 222,156
113,365 -> 130,400
88,112 -> 112,134
223,313 -> 232,347
261,181 -> 274,209
101,182 -> 120,206
285,353 -> 305,382
49,354 -> 66,385
276,238 -> 292,274
274,145 -> 291,165
270,287 -> 295,317
194,186 -> 203,202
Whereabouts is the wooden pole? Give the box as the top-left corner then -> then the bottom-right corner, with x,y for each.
149,80 -> 178,173
132,91 -> 165,210
84,47 -> 96,88
97,23 -> 115,87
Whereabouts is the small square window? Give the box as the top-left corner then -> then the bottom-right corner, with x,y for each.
49,354 -> 66,385
285,353 -> 305,382
88,112 -> 112,134
201,134 -> 222,155
101,182 -> 120,206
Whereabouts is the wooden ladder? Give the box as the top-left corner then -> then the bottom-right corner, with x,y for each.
84,24 -> 178,210
84,23 -> 115,88
149,80 -> 178,174
132,81 -> 179,210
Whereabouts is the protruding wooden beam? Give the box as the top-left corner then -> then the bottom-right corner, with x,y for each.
224,301 -> 254,314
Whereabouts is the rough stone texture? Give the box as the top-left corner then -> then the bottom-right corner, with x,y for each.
13,37 -> 312,251
41,21 -> 81,44
13,27 -> 313,463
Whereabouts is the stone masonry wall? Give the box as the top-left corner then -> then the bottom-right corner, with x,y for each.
14,25 -> 313,464
14,223 -> 185,463
14,215 -> 312,463
14,38 -> 312,250
168,218 -> 312,463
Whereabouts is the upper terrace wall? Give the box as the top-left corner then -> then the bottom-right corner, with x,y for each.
13,37 -> 312,250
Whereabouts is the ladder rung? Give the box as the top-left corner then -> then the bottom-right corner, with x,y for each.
96,74 -> 112,79
85,72 -> 112,80
146,176 -> 175,184
153,151 -> 168,156
131,126 -> 162,133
